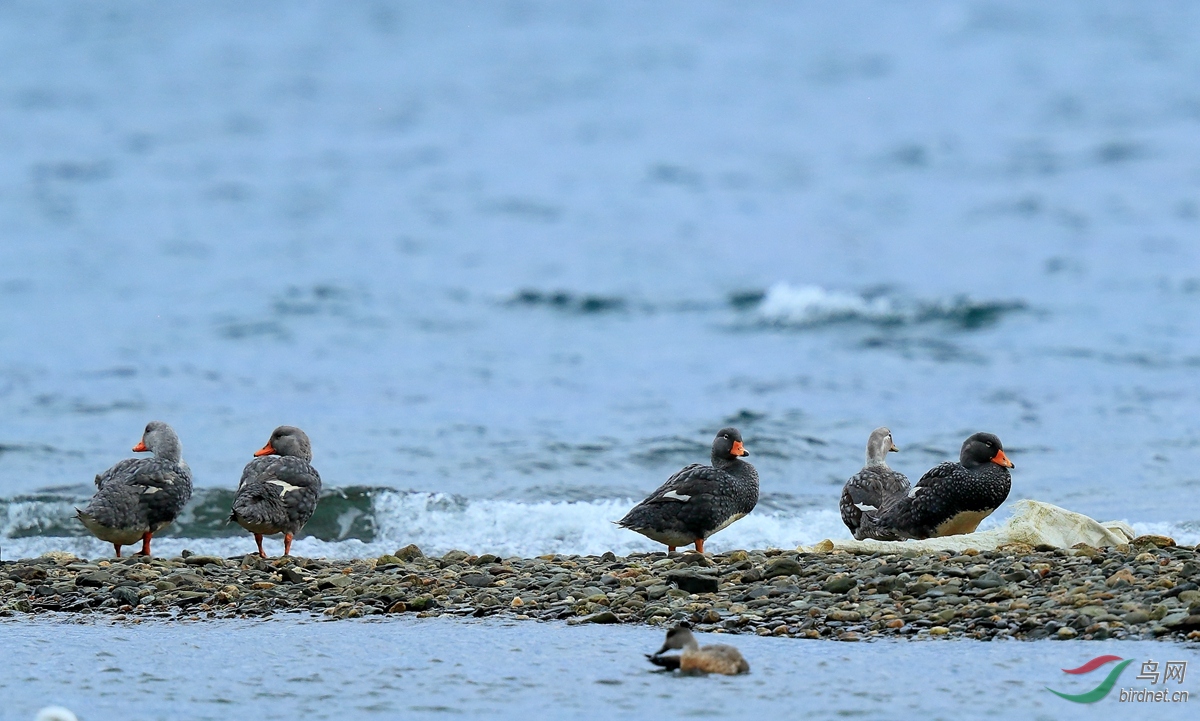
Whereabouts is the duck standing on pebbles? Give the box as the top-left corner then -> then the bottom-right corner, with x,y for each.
867,431 -> 1013,540
76,421 -> 193,557
647,623 -> 749,675
229,426 -> 322,558
840,427 -> 909,540
616,427 -> 758,554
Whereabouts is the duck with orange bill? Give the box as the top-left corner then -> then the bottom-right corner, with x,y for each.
863,431 -> 1014,540
229,426 -> 322,558
76,421 -> 193,557
616,427 -> 758,554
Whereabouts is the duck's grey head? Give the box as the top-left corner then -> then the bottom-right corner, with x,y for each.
865,427 -> 899,466
132,421 -> 182,461
959,432 -> 1013,470
711,427 -> 749,462
254,426 -> 313,462
656,622 -> 699,653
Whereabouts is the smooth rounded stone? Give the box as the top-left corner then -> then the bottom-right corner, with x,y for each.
822,575 -> 857,594
317,575 -> 354,590
459,573 -> 493,588
740,567 -> 764,583
183,556 -> 225,567
1132,535 -> 1176,549
969,571 -> 1005,589
1124,610 -> 1152,624
111,587 -> 141,606
74,571 -> 113,588
644,584 -> 669,600
666,570 -> 719,594
1106,568 -> 1136,587
763,557 -> 803,579
280,567 -> 307,584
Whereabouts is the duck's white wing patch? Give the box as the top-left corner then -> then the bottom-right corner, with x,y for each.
268,480 -> 302,496
711,512 -> 747,534
907,486 -> 922,498
853,503 -> 876,512
660,490 -> 691,502
141,486 -> 161,495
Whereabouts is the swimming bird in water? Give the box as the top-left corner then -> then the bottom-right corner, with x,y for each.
866,432 -> 1013,540
840,427 -> 909,540
646,623 -> 750,675
229,426 -> 322,558
76,421 -> 193,557
616,427 -> 758,554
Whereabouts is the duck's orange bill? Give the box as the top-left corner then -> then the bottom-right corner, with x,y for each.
731,440 -> 748,457
991,449 -> 1014,468
254,443 -> 276,457
132,441 -> 148,452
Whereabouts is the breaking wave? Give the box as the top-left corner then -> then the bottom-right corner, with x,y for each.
750,283 -> 1026,329
0,486 -> 848,559
0,487 -> 1195,561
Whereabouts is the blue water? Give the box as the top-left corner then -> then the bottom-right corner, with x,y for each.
2,1 -> 1200,558
3,616 -> 1197,721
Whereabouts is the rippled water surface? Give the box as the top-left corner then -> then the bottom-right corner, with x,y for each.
3,617 -> 1197,721
2,1 -> 1200,557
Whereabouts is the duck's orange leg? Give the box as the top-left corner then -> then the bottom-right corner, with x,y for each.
667,545 -> 676,553
136,532 -> 153,556
113,543 -> 122,558
254,533 -> 266,558
283,532 -> 294,557
694,538 -> 705,554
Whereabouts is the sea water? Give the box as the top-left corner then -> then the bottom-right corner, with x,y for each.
1,1 -> 1199,559
2,616 -> 1197,721
2,4 -> 1200,719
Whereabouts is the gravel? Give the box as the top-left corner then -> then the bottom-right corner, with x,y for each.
2,536 -> 1198,642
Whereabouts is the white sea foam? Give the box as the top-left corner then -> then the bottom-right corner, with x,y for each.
752,282 -> 1024,329
1130,520 -> 1200,547
0,494 -> 847,560
2,491 -> 1195,561
755,283 -> 901,326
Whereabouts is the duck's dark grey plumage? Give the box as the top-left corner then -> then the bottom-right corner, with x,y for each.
229,426 -> 322,557
866,432 -> 1013,540
840,427 -> 909,541
76,421 -> 193,557
616,427 -> 758,553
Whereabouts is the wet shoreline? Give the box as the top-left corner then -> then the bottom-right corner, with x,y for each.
3,539 -> 1198,643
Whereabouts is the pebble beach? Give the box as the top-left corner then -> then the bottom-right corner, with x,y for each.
6,537 -> 1198,644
